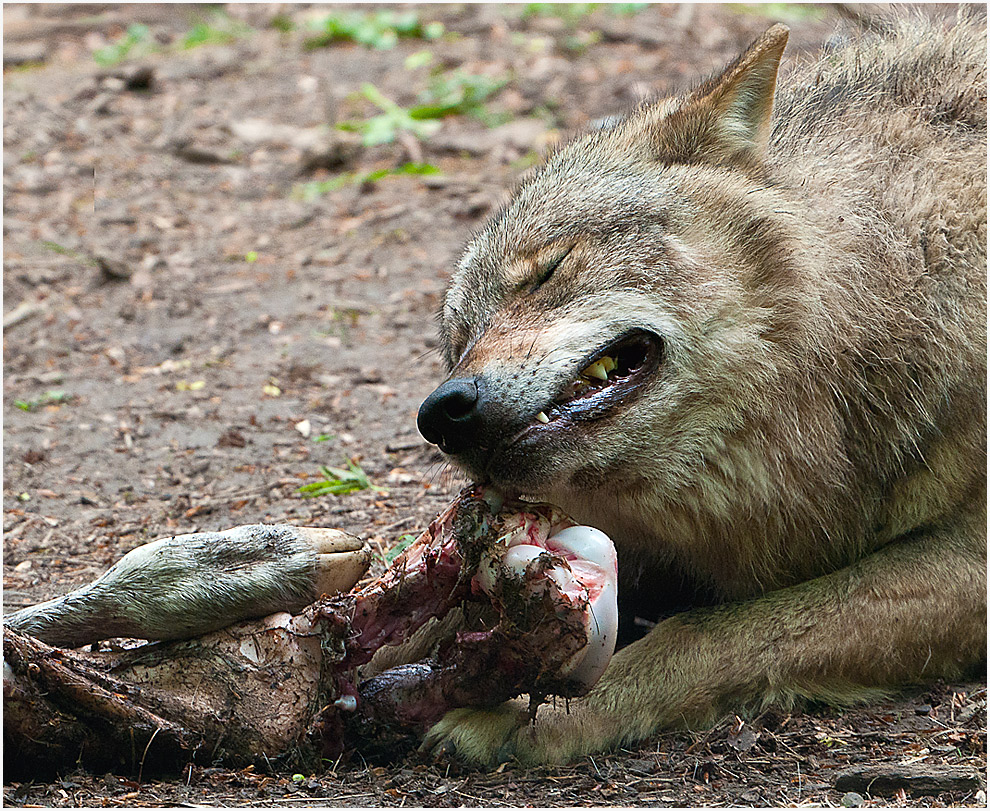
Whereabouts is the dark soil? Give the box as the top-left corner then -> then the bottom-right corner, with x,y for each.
3,3 -> 985,807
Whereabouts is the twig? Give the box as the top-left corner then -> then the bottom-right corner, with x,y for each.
397,130 -> 424,165
378,515 -> 418,534
138,726 -> 162,785
278,794 -> 375,802
3,301 -> 44,331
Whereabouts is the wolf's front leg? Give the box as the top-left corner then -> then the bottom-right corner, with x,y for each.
4,524 -> 370,647
423,514 -> 986,766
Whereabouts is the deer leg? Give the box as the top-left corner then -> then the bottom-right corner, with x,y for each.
4,524 -> 370,648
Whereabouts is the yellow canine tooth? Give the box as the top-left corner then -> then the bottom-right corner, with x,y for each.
582,359 -> 609,381
535,411 -> 550,424
601,355 -> 618,373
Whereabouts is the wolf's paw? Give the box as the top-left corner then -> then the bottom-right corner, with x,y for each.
421,704 -> 531,766
422,699 -> 623,767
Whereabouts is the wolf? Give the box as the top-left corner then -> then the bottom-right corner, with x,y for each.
416,15 -> 987,765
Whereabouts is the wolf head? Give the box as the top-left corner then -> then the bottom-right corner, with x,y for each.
419,26 -> 795,512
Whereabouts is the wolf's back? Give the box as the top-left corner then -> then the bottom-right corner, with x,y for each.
768,13 -> 986,298
774,14 -> 986,143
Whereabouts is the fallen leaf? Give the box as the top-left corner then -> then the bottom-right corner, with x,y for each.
728,723 -> 759,752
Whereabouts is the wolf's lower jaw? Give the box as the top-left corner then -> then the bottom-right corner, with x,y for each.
530,329 -> 662,428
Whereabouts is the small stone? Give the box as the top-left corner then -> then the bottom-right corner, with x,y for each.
841,791 -> 865,807
217,429 -> 247,449
100,64 -> 154,91
99,76 -> 127,93
103,346 -> 127,366
295,130 -> 361,174
173,142 -> 237,165
228,118 -> 293,144
95,254 -> 133,283
87,92 -> 116,116
119,64 -> 155,90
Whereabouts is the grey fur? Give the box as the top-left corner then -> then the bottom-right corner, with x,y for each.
5,525 -> 326,647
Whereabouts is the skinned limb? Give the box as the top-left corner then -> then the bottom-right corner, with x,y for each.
3,610 -> 331,775
423,509 -> 987,766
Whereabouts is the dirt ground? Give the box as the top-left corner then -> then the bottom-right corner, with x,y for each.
3,3 -> 985,807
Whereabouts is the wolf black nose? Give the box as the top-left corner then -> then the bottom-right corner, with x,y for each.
418,377 -> 482,455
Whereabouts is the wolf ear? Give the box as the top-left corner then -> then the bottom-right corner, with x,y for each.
652,24 -> 790,167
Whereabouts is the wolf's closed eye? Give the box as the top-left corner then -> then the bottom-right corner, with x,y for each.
527,244 -> 575,294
